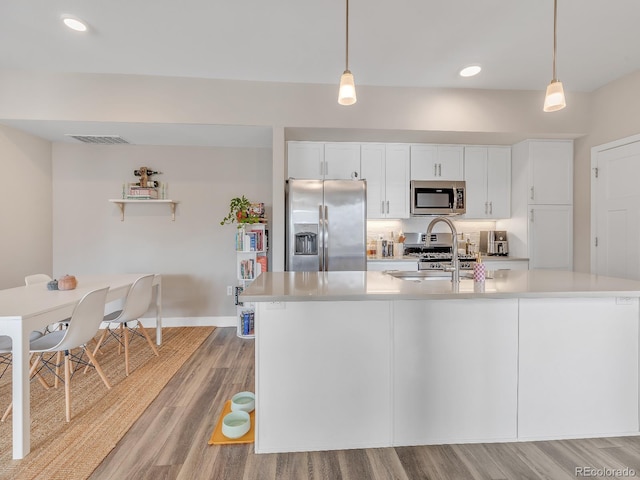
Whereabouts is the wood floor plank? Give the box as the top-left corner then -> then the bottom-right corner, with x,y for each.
90,327 -> 640,480
307,450 -> 344,480
451,443 -> 509,480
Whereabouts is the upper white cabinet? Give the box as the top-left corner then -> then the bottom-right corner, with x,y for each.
527,141 -> 573,205
287,141 -> 360,180
464,146 -> 511,219
287,142 -> 324,179
324,143 -> 361,180
410,145 -> 464,180
361,144 -> 410,219
502,139 -> 574,270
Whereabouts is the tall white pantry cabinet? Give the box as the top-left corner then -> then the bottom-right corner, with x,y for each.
235,222 -> 268,338
501,140 -> 573,270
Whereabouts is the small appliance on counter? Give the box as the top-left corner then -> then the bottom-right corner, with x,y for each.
479,230 -> 509,256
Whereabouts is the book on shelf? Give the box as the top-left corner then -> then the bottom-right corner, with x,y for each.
236,228 -> 266,252
127,186 -> 158,199
241,309 -> 255,336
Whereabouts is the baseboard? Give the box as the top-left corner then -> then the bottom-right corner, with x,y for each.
101,316 -> 236,329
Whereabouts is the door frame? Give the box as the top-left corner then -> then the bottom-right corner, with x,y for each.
590,132 -> 640,273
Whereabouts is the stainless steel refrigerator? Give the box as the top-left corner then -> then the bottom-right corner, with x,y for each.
286,178 -> 367,271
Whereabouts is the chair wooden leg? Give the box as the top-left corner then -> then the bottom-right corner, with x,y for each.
118,324 -> 123,355
83,346 -> 111,389
1,354 -> 46,422
54,351 -> 63,388
136,322 -> 159,356
84,329 -> 108,374
123,323 -> 130,376
64,352 -> 71,422
31,352 -> 50,390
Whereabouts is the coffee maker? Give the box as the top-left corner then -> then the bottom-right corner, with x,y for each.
479,230 -> 509,256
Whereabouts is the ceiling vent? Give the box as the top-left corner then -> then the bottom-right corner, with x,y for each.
65,134 -> 130,145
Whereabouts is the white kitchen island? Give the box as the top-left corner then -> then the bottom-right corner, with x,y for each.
241,270 -> 640,453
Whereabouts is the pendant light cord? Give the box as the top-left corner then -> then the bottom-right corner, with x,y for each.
345,0 -> 350,71
552,0 -> 558,81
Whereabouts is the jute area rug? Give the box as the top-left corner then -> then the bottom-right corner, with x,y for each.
0,326 -> 214,480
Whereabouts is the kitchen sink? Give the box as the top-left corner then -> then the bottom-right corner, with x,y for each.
384,270 -> 493,282
384,271 -> 452,282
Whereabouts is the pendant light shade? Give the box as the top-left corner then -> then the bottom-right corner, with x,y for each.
543,0 -> 566,112
338,0 -> 356,105
543,80 -> 566,112
338,70 -> 357,105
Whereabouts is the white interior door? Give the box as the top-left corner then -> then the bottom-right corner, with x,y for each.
595,141 -> 640,279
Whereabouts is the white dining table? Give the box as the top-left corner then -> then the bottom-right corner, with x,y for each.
0,273 -> 162,459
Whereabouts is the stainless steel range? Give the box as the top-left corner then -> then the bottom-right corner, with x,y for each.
403,232 -> 477,272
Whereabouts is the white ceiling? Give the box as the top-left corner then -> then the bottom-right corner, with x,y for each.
2,0 -> 639,146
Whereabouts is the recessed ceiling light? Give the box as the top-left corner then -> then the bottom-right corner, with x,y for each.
459,65 -> 482,78
62,15 -> 88,32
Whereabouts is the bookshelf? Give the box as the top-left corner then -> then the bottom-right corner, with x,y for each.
108,199 -> 179,221
235,222 -> 267,338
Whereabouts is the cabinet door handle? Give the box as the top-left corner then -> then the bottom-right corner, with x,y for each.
381,201 -> 385,214
530,186 -> 534,200
320,161 -> 324,177
484,202 -> 488,214
386,201 -> 390,214
434,163 -> 438,177
489,202 -> 493,214
530,209 -> 534,222
438,164 -> 442,177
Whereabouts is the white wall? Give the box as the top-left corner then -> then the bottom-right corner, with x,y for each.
573,70 -> 640,272
0,124 -> 52,288
52,143 -> 272,319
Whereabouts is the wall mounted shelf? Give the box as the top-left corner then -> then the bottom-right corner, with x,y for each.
108,199 -> 179,221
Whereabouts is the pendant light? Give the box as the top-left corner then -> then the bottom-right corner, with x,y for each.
338,0 -> 357,105
543,0 -> 566,112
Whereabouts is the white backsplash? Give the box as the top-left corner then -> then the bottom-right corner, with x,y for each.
367,217 -> 497,254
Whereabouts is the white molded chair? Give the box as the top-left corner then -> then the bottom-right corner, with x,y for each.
91,275 -> 159,376
4,287 -> 112,422
24,273 -> 53,286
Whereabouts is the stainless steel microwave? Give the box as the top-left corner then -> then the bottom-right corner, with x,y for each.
410,180 -> 466,216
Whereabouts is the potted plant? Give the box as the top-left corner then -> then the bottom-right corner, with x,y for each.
220,195 -> 260,225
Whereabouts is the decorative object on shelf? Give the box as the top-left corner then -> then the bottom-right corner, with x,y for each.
47,279 -> 59,290
134,167 -> 162,188
220,196 -> 262,225
543,0 -> 566,112
57,274 -> 78,290
338,0 -> 356,105
122,167 -> 165,200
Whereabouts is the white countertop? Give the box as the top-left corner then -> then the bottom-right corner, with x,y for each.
241,270 -> 640,302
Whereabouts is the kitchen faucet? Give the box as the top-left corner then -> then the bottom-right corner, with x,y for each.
426,216 -> 460,284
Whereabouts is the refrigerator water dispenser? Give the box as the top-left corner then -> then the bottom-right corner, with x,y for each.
294,224 -> 318,255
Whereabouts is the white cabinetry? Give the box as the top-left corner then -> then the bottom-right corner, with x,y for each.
464,146 -> 511,219
502,140 -> 573,270
361,143 -> 410,219
394,299 -> 518,444
287,141 -> 360,180
287,142 -> 324,179
235,223 -> 268,338
518,298 -> 638,439
410,145 -> 464,180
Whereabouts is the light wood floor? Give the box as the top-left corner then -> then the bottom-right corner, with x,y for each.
90,327 -> 640,480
